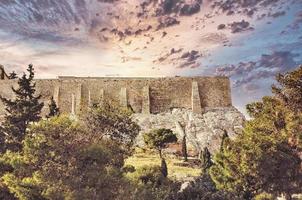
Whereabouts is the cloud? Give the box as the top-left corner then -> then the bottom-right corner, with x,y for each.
216,51 -> 301,87
155,0 -> 202,16
289,10 -> 302,30
229,20 -> 254,33
216,61 -> 257,76
211,0 -> 282,17
177,50 -> 202,68
157,17 -> 180,30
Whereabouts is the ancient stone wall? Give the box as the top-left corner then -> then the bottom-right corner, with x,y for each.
0,76 -> 232,116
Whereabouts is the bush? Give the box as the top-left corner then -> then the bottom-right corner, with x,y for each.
254,193 -> 274,200
0,116 -> 131,200
126,164 -> 180,200
168,173 -> 242,200
130,165 -> 164,186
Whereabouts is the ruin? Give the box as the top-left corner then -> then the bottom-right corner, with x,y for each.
0,67 -> 244,152
0,66 -> 232,116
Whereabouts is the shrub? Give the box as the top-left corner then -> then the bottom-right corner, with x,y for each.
254,193 -> 274,200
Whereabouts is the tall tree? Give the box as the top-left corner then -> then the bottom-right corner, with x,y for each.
200,147 -> 213,174
143,128 -> 177,177
272,65 -> 302,113
0,64 -> 44,152
82,100 -> 140,155
181,134 -> 188,162
176,121 -> 188,162
46,96 -> 60,118
210,67 -> 302,200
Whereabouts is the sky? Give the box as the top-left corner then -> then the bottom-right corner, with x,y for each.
0,0 -> 302,114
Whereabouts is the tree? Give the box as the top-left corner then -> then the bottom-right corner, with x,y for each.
143,128 -> 177,178
210,66 -> 302,199
8,71 -> 17,80
82,100 -> 140,155
175,121 -> 189,162
0,116 -> 131,200
181,134 -> 188,162
46,96 -> 60,118
0,64 -> 44,152
143,128 -> 177,159
220,130 -> 229,153
200,147 -> 213,174
272,65 -> 302,113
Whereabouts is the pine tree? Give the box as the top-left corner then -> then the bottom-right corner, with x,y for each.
161,158 -> 168,178
46,96 -> 60,118
0,64 -> 44,152
182,134 -> 188,162
8,71 -> 17,79
220,130 -> 229,153
200,147 -> 213,174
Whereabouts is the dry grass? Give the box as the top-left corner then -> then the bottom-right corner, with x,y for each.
125,148 -> 201,180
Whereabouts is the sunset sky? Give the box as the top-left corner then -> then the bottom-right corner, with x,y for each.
0,0 -> 301,114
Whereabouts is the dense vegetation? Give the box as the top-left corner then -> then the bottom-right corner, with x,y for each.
0,64 -> 301,200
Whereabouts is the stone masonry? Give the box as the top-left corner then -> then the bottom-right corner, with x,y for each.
0,67 -> 244,152
0,74 -> 232,116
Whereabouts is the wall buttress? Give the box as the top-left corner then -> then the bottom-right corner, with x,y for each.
99,89 -> 104,106
53,85 -> 60,107
120,87 -> 127,108
71,94 -> 76,115
192,81 -> 203,113
76,83 -> 82,114
142,86 -> 150,114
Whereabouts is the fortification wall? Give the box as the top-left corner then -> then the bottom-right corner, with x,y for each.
0,76 -> 232,116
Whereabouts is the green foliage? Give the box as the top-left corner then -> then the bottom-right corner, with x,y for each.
143,128 -> 177,158
0,64 -> 44,152
254,192 -> 274,200
169,174 -> 242,200
132,182 -> 179,200
133,165 -> 164,186
0,116 -> 131,200
272,65 -> 302,113
143,128 -> 177,181
82,101 -> 140,155
128,165 -> 179,200
210,66 -> 302,199
200,147 -> 213,173
46,96 -> 59,118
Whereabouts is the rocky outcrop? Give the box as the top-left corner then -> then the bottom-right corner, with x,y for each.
132,107 -> 245,153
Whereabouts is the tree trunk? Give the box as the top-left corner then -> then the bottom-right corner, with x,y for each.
158,149 -> 162,159
284,193 -> 292,200
182,135 -> 188,162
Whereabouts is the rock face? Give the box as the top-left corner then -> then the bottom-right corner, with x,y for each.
132,107 -> 245,153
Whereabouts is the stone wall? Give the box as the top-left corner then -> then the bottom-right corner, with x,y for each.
0,76 -> 232,116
